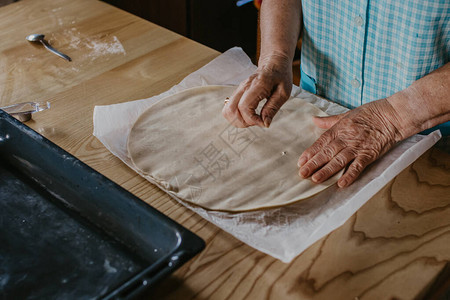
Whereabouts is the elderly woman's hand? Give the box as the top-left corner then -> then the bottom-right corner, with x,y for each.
297,99 -> 405,187
222,53 -> 293,128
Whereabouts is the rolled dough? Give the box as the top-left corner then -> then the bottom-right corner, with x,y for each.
127,85 -> 343,211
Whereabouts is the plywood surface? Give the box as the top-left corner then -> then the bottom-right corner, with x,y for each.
0,0 -> 448,299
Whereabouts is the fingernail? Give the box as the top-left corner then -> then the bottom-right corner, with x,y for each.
312,173 -> 322,182
264,116 -> 272,128
338,179 -> 347,188
298,157 -> 307,167
300,168 -> 308,178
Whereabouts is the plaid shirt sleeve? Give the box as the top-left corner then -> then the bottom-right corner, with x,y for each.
300,0 -> 449,135
300,0 -> 449,104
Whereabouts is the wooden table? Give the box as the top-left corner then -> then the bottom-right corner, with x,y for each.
1,0 -> 449,299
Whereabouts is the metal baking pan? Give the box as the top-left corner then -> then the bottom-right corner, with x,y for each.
0,109 -> 205,299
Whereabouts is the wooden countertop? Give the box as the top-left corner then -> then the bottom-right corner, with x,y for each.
0,0 -> 449,299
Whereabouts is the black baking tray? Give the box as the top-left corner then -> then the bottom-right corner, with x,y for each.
0,110 -> 205,299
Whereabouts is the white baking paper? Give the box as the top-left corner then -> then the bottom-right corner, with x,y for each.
93,47 -> 441,263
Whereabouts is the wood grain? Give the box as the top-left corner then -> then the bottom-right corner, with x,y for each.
0,1 -> 448,299
152,149 -> 450,300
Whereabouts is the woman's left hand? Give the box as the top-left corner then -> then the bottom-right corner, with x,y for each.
297,98 -> 404,187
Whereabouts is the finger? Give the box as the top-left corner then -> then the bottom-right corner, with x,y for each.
222,85 -> 249,128
312,112 -> 347,129
310,148 -> 355,183
337,152 -> 374,187
297,130 -> 333,169
238,79 -> 273,127
230,109 -> 248,128
238,90 -> 265,127
260,84 -> 290,128
301,140 -> 347,181
299,138 -> 347,179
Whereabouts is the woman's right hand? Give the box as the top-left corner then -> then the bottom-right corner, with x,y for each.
222,52 -> 293,128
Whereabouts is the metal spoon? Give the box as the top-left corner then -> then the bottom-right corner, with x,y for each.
26,34 -> 72,62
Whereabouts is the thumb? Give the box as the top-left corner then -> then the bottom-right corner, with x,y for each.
313,113 -> 347,129
260,86 -> 290,128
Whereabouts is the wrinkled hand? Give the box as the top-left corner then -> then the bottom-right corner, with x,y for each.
298,99 -> 404,188
222,53 -> 293,128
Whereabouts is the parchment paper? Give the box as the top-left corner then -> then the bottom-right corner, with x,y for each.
93,47 -> 441,263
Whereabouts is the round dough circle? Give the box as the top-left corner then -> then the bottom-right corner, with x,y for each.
128,85 -> 342,212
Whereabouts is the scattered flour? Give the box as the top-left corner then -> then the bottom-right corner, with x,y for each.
0,274 -> 9,288
63,29 -> 126,60
103,259 -> 118,273
32,30 -> 126,77
23,55 -> 37,62
86,36 -> 126,59
66,30 -> 82,49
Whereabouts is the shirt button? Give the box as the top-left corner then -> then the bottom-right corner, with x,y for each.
351,79 -> 361,88
354,16 -> 364,27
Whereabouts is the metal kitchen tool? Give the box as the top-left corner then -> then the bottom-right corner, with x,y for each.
26,34 -> 72,62
0,101 -> 50,122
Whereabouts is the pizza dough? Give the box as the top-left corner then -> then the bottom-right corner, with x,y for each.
127,85 -> 343,212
